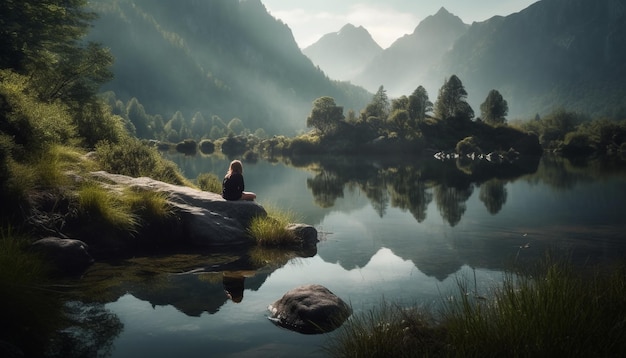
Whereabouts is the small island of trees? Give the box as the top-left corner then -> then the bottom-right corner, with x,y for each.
117,72 -> 625,163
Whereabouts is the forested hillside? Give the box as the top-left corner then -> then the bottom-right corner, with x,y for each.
86,0 -> 371,136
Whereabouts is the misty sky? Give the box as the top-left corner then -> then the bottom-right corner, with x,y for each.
261,0 -> 539,49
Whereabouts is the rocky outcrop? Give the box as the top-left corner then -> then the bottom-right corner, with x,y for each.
90,171 -> 267,247
268,284 -> 352,334
31,237 -> 94,275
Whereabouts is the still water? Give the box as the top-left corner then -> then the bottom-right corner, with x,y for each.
67,154 -> 626,357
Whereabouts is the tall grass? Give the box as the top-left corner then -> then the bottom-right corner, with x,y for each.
123,187 -> 173,221
325,302 -> 444,358
247,203 -> 299,246
77,182 -> 138,232
196,172 -> 222,194
325,259 -> 626,357
443,261 -> 626,357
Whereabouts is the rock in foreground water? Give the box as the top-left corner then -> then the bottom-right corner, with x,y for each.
268,284 -> 351,334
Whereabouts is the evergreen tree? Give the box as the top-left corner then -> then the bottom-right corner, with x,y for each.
0,0 -> 96,72
190,112 -> 208,138
434,75 -> 474,121
227,117 -> 245,136
363,85 -> 390,120
408,85 -> 433,122
126,97 -> 152,138
164,111 -> 187,141
480,89 -> 509,125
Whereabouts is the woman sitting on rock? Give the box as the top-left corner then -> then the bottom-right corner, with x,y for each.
222,159 -> 256,201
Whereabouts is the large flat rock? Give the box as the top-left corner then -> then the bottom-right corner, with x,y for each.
90,171 -> 267,247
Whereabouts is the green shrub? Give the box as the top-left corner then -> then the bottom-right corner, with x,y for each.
287,135 -> 320,155
196,173 -> 222,193
221,135 -> 249,156
0,70 -> 77,159
455,136 -> 481,156
199,139 -> 215,154
73,100 -> 127,148
175,139 -> 197,155
95,137 -> 190,186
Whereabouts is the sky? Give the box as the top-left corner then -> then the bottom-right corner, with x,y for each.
261,0 -> 539,49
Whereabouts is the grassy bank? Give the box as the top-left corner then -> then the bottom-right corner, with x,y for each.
325,259 -> 626,357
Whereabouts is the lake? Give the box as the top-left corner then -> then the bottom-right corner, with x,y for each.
58,153 -> 626,357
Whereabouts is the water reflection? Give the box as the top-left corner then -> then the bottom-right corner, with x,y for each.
301,155 -> 540,226
73,245 -> 317,316
55,246 -> 324,356
76,152 -> 626,357
47,302 -> 123,358
479,179 -> 507,215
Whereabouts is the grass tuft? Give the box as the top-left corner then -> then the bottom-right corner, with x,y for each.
247,203 -> 299,246
77,182 -> 138,232
196,172 -> 222,194
123,187 -> 173,221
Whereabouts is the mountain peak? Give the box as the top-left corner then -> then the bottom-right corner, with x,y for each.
411,6 -> 467,36
303,24 -> 382,81
436,7 -> 451,15
337,23 -> 370,38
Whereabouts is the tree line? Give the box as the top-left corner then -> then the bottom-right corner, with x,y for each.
307,75 -> 509,140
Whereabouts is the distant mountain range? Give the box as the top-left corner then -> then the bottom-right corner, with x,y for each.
304,0 -> 626,119
86,0 -> 371,135
302,24 -> 382,81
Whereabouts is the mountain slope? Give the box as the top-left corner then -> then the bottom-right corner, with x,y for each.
353,7 -> 468,96
303,24 -> 383,81
86,0 -> 371,135
435,0 -> 626,118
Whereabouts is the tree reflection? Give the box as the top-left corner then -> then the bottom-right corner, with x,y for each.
362,176 -> 389,217
388,167 -> 432,222
479,179 -> 508,214
434,184 -> 474,227
47,302 -> 123,358
307,171 -> 345,208
300,154 -> 541,226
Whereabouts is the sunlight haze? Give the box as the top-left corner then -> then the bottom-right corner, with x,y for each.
261,0 -> 539,48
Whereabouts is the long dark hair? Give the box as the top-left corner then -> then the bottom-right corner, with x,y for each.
226,160 -> 243,177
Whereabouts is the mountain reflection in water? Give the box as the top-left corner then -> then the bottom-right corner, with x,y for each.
55,153 -> 626,357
